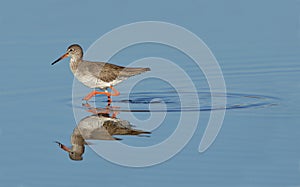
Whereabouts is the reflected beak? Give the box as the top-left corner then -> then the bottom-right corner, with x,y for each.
51,53 -> 69,65
54,141 -> 71,152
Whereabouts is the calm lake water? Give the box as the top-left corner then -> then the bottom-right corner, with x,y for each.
0,1 -> 300,187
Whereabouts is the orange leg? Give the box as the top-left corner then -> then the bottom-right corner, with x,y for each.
83,90 -> 110,101
83,86 -> 120,101
108,86 -> 120,103
111,111 -> 120,118
82,101 -> 120,118
110,86 -> 120,96
82,102 -> 111,115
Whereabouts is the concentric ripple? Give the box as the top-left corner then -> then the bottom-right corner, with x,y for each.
71,91 -> 278,112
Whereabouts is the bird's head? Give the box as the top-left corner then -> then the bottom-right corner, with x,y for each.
52,44 -> 83,65
54,141 -> 83,161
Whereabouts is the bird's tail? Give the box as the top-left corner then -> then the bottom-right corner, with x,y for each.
120,67 -> 151,77
128,130 -> 151,135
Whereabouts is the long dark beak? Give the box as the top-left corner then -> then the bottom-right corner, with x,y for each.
54,141 -> 71,152
51,53 -> 69,65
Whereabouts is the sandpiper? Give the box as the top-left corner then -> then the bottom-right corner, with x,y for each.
52,44 -> 150,102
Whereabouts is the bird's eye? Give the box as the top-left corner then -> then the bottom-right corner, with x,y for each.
70,152 -> 74,155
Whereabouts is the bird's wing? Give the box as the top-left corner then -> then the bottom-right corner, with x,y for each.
82,126 -> 119,140
78,115 -> 119,140
85,61 -> 125,83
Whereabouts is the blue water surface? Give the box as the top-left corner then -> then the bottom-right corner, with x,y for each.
0,1 -> 300,187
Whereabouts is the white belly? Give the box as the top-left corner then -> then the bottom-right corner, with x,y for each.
74,72 -> 124,89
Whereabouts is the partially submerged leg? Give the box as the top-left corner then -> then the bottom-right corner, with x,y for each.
107,86 -> 120,103
107,95 -> 112,103
83,86 -> 120,101
83,90 -> 110,101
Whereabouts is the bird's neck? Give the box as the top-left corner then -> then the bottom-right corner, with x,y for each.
70,57 -> 82,74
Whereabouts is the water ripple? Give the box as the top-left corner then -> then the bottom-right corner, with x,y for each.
70,91 -> 278,112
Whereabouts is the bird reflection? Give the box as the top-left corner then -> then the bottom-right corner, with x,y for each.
55,103 -> 151,161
